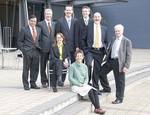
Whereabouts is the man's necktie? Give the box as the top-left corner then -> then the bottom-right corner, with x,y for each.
32,27 -> 37,42
48,22 -> 51,33
84,19 -> 88,26
94,25 -> 101,48
67,19 -> 71,29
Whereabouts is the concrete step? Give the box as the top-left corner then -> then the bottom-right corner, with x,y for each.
21,65 -> 150,115
21,92 -> 78,115
54,66 -> 150,115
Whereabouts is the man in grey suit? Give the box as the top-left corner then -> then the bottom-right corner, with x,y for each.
100,24 -> 132,104
38,8 -> 55,88
17,15 -> 41,90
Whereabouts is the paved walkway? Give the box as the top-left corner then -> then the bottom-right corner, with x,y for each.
103,73 -> 150,115
0,49 -> 150,115
77,71 -> 150,115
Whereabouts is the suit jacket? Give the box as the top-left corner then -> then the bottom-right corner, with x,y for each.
78,17 -> 93,50
55,17 -> 79,52
17,26 -> 41,55
87,22 -> 108,50
52,44 -> 70,62
107,36 -> 132,72
38,20 -> 55,52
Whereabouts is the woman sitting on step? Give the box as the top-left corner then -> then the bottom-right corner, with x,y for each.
68,49 -> 106,114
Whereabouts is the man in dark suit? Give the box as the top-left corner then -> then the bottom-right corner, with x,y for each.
78,6 -> 93,82
87,12 -> 109,92
38,8 -> 55,88
100,24 -> 132,104
55,5 -> 79,63
17,15 -> 41,90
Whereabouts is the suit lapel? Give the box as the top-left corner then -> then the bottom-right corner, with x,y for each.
119,36 -> 125,54
43,20 -> 50,35
70,19 -> 74,30
81,18 -> 86,26
55,46 -> 60,58
27,26 -> 33,41
63,17 -> 70,32
51,22 -> 54,34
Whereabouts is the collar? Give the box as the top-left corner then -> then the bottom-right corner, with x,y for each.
65,17 -> 72,21
116,35 -> 123,40
83,17 -> 89,21
45,20 -> 51,25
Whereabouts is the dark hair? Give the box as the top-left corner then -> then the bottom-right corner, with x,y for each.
53,33 -> 66,47
29,15 -> 36,20
74,49 -> 84,58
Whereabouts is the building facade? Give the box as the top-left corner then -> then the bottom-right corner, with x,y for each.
0,0 -> 149,48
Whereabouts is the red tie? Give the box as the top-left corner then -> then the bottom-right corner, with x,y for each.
32,27 -> 37,42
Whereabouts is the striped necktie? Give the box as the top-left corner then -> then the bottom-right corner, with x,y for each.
32,27 -> 37,42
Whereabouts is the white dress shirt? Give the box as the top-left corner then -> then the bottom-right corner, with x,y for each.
83,17 -> 89,26
111,36 -> 123,58
29,25 -> 37,37
45,20 -> 51,27
66,17 -> 72,29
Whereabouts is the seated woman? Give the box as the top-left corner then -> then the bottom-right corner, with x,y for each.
50,33 -> 70,92
68,49 -> 106,114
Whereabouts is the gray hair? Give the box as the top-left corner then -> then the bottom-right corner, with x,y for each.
114,24 -> 124,31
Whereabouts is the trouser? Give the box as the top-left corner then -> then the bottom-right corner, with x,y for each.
22,49 -> 39,87
88,48 -> 107,90
100,58 -> 125,101
40,52 -> 49,84
88,89 -> 100,109
50,59 -> 67,87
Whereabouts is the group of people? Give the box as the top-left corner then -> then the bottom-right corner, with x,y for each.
17,5 -> 132,114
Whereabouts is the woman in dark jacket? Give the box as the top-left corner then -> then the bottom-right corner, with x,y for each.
50,33 -> 70,92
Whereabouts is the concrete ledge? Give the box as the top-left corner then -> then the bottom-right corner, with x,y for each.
22,92 -> 78,115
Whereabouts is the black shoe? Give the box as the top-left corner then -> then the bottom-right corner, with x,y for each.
52,87 -> 57,92
42,84 -> 48,88
31,85 -> 40,89
24,87 -> 30,90
112,99 -> 122,104
100,89 -> 111,93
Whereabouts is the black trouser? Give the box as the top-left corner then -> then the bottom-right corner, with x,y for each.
50,60 -> 67,87
40,52 -> 49,85
85,53 -> 93,83
88,89 -> 100,109
70,51 -> 75,63
89,48 -> 109,90
100,58 -> 125,101
22,49 -> 39,87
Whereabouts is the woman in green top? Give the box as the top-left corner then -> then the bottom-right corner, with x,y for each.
68,49 -> 106,114
50,33 -> 70,92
